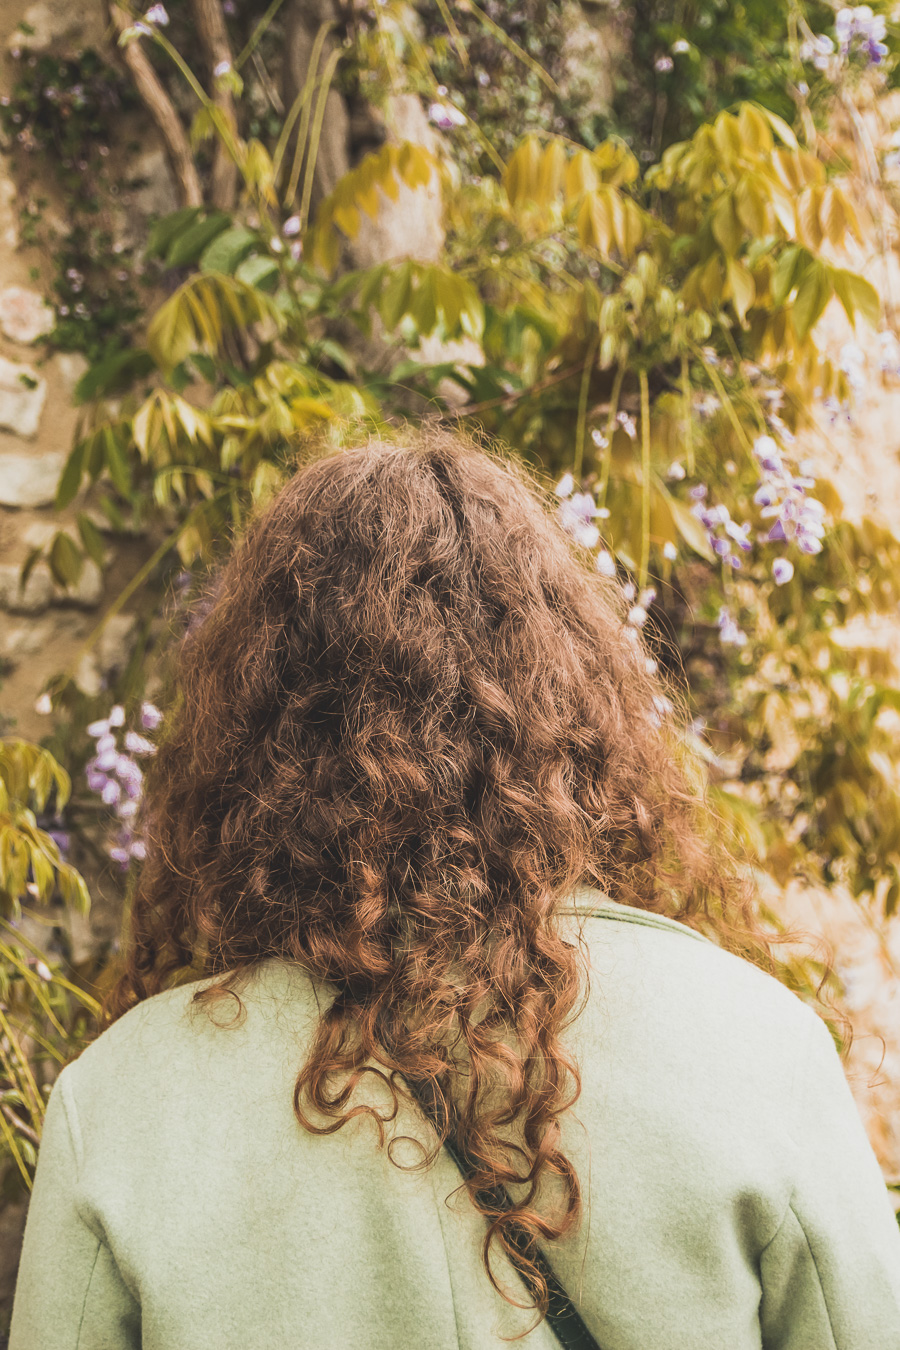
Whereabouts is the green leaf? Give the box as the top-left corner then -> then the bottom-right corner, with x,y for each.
234,255 -> 279,291
73,349 -> 154,405
48,532 -> 84,589
76,514 -> 107,568
103,429 -> 133,497
832,268 -> 881,330
792,262 -> 833,341
771,245 -> 803,307
146,207 -> 203,260
755,104 -> 798,150
200,226 -> 258,275
166,212 -> 232,267
54,439 -> 87,510
668,496 -> 716,563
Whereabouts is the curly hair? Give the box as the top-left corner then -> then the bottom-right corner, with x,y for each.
104,425 -> 775,1320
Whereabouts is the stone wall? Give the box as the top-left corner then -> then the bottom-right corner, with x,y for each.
0,0 -> 180,747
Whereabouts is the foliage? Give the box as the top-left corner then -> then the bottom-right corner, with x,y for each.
23,5 -> 900,941
0,47 -> 145,359
0,741 -> 98,1194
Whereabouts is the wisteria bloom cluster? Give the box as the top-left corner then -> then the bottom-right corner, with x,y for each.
752,435 -> 825,574
554,473 -> 609,550
800,6 -> 889,72
85,703 -> 161,867
689,486 -> 753,569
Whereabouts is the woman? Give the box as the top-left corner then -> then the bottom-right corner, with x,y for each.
10,429 -> 900,1349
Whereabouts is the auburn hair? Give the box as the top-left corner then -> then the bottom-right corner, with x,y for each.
104,425 -> 775,1322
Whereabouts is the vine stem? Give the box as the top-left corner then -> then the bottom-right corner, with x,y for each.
596,360 -> 625,509
573,335 -> 597,483
639,368 -> 651,588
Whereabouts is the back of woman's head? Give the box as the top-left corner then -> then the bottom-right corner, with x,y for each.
107,424 -> 765,1315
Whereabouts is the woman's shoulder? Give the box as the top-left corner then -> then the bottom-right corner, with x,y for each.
62,958 -> 324,1099
564,885 -> 825,1055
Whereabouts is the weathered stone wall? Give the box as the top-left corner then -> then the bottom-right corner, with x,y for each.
0,0 -> 180,750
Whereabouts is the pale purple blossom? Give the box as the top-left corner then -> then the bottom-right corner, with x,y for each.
717,607 -> 748,647
690,486 -> 753,568
595,549 -> 616,577
558,492 -> 602,549
428,102 -> 466,130
84,704 -> 156,870
655,55 -> 674,73
800,33 -> 835,69
143,3 -> 169,25
124,731 -> 156,755
752,435 -> 826,554
282,215 -> 302,238
835,6 -> 888,60
140,702 -> 163,730
773,558 -> 795,585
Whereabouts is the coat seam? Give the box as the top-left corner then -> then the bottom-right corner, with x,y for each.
74,1237 -> 102,1350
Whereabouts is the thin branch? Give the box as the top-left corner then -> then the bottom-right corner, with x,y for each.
1,1102 -> 40,1149
190,0 -> 239,209
109,3 -> 202,207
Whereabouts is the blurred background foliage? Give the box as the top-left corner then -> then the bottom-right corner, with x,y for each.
3,0 -> 900,1211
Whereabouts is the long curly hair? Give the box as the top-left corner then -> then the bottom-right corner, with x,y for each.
104,426 -> 774,1320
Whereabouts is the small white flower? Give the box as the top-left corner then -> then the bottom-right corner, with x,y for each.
109,705 -> 126,727
671,38 -> 690,53
283,215 -> 302,237
555,472 -> 575,498
667,461 -> 685,481
213,59 -> 231,78
663,541 -> 677,561
34,693 -> 53,715
143,3 -> 169,24
655,55 -> 674,73
270,236 -> 284,253
595,549 -> 616,578
773,557 -> 794,585
622,580 -> 637,602
627,605 -> 648,627
591,429 -> 609,449
35,960 -> 52,983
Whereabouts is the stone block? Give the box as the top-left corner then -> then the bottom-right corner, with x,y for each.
0,358 -> 48,441
0,561 -> 52,614
0,286 -> 55,345
0,450 -> 63,508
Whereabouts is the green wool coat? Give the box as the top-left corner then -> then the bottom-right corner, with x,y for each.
10,890 -> 900,1349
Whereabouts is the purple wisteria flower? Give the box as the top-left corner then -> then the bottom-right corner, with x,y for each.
717,607 -> 748,647
85,703 -> 160,869
752,436 -> 826,554
559,493 -> 602,549
555,475 -> 610,550
690,485 -> 753,568
835,6 -> 888,61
